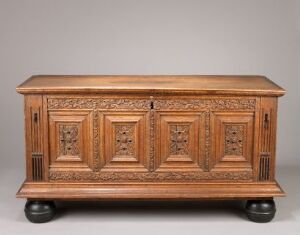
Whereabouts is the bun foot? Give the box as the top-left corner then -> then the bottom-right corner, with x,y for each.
245,199 -> 276,223
24,200 -> 56,223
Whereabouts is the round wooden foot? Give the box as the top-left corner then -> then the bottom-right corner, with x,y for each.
245,199 -> 276,223
24,200 -> 56,223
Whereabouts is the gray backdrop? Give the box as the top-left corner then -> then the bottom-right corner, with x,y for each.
0,0 -> 299,234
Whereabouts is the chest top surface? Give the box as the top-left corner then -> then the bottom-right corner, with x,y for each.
16,75 -> 285,96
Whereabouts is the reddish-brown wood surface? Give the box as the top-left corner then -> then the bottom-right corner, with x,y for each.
16,76 -> 285,200
16,75 -> 285,96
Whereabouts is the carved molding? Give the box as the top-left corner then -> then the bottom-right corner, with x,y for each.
93,111 -> 100,171
49,171 -> 253,182
59,124 -> 79,156
47,98 -> 255,111
99,99 -> 150,110
224,125 -> 244,156
169,125 -> 190,155
115,125 -> 135,156
48,98 -> 150,110
154,99 -> 256,110
204,111 -> 210,171
149,110 -> 155,171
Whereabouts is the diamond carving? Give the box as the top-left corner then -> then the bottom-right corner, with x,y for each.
224,125 -> 244,156
115,125 -> 135,156
59,124 -> 79,156
170,125 -> 190,155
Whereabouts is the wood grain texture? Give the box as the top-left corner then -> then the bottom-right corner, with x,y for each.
17,76 -> 285,200
16,75 -> 285,96
16,181 -> 284,199
24,95 -> 44,181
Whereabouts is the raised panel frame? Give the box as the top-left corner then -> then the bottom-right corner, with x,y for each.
211,111 -> 254,171
99,111 -> 149,172
48,110 -> 93,171
155,112 -> 205,172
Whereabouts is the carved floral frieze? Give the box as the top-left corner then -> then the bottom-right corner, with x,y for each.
47,98 -> 150,110
47,98 -> 256,110
49,171 -> 253,181
154,99 -> 256,110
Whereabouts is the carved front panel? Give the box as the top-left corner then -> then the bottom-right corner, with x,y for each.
46,97 -> 257,182
155,112 -> 205,171
100,112 -> 149,172
211,112 -> 254,171
48,111 -> 93,171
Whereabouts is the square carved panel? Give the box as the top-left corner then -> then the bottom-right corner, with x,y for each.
211,112 -> 254,171
155,112 -> 205,171
49,111 -> 93,171
100,112 -> 149,172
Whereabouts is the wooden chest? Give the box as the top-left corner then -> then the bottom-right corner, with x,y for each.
16,75 -> 285,223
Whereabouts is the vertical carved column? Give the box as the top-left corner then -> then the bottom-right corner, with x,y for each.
93,110 -> 100,171
25,95 -> 44,181
204,111 -> 210,171
258,97 -> 277,181
149,100 -> 155,172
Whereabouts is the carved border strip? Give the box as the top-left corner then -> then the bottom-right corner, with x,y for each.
93,111 -> 100,171
49,171 -> 252,181
204,111 -> 210,171
48,98 -> 150,110
47,98 -> 256,110
149,110 -> 155,171
154,99 -> 256,110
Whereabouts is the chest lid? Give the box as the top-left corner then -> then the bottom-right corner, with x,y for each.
16,75 -> 285,96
